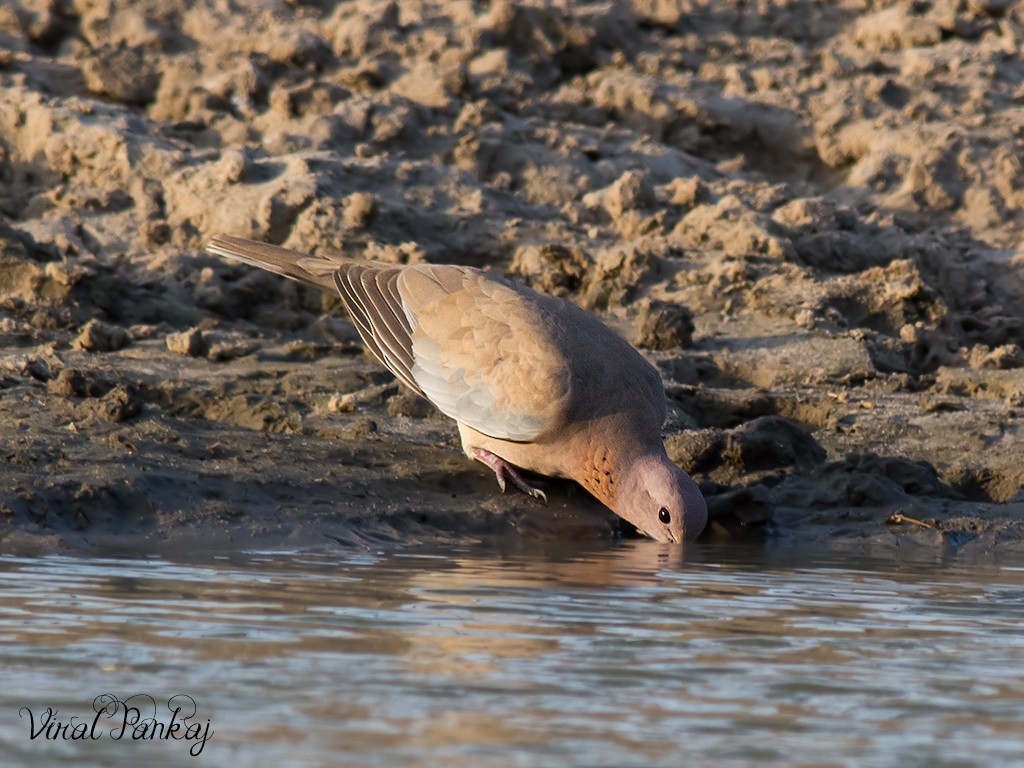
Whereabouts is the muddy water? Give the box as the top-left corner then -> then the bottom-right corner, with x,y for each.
0,543 -> 1022,768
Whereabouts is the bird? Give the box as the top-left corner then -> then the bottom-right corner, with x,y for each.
206,234 -> 708,542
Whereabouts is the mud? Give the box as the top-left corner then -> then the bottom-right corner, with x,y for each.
2,0 -> 1024,555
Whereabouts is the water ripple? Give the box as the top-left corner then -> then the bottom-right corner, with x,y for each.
0,544 -> 1022,767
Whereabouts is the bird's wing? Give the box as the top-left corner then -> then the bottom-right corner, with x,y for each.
395,265 -> 574,442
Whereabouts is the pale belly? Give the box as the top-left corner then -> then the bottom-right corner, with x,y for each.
456,422 -> 573,479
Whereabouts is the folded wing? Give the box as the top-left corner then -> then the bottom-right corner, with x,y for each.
339,262 -> 572,442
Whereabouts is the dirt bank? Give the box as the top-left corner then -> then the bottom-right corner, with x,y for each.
2,0 -> 1024,555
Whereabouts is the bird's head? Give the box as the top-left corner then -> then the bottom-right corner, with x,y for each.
615,452 -> 708,543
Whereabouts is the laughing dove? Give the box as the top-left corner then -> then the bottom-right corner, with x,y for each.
206,235 -> 708,542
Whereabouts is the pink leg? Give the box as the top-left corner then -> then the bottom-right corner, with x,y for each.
472,449 -> 547,503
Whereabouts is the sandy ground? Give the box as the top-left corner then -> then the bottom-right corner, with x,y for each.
2,0 -> 1024,555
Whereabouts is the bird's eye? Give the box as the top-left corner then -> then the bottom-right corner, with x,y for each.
658,507 -> 671,525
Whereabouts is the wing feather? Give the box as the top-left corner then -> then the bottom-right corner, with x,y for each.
357,268 -> 415,373
332,266 -> 422,395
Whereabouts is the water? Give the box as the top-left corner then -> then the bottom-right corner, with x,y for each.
0,541 -> 1023,768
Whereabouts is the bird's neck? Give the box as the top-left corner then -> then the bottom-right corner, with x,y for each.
576,444 -> 619,508
572,433 -> 662,511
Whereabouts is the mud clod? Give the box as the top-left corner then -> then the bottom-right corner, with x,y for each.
633,299 -> 695,351
73,319 -> 129,353
47,369 -> 114,399
90,384 -> 144,423
166,329 -> 207,358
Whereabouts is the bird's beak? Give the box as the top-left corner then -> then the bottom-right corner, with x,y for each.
643,526 -> 677,544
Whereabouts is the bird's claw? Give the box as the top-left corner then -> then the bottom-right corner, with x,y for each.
473,449 -> 547,504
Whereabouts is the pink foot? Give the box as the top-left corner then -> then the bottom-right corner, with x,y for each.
472,449 -> 547,503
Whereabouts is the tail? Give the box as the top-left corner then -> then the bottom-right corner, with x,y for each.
206,234 -> 338,291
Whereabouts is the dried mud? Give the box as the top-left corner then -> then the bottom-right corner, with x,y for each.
2,0 -> 1024,556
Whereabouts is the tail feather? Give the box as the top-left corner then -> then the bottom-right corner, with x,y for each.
206,233 -> 424,394
206,234 -> 337,291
